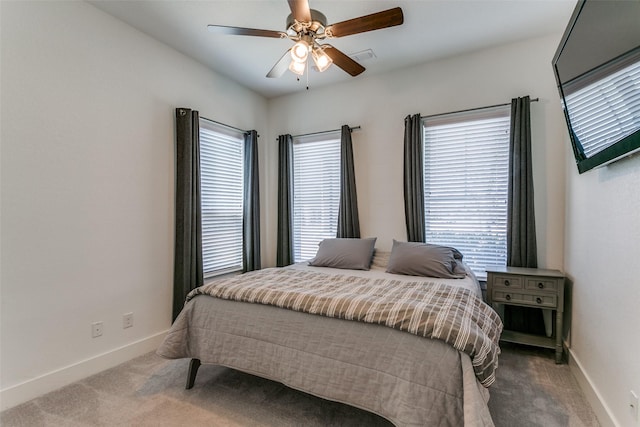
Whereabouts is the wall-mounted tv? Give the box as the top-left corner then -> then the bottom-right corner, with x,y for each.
552,0 -> 640,174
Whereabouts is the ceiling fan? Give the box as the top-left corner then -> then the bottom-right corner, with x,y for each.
207,0 -> 404,79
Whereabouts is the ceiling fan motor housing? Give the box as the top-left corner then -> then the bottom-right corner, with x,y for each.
286,9 -> 327,36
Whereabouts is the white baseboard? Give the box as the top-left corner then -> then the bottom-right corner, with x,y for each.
567,347 -> 619,427
0,330 -> 169,411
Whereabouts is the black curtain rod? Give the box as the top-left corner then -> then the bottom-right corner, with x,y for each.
421,98 -> 539,120
279,125 -> 361,141
200,116 -> 258,136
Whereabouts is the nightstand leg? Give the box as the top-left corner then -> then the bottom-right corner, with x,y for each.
555,310 -> 563,363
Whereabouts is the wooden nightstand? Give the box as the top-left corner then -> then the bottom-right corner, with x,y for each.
486,266 -> 566,363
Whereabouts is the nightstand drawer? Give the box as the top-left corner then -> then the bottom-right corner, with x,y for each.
492,290 -> 557,308
525,278 -> 558,292
492,275 -> 522,289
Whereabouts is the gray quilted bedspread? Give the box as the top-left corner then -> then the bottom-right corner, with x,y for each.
186,268 -> 502,387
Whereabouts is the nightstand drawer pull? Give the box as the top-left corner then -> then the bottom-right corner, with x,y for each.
504,280 -> 510,286
505,294 -> 511,301
536,297 -> 543,304
538,282 -> 544,289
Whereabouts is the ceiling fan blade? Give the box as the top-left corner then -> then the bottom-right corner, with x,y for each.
325,7 -> 404,38
287,0 -> 311,23
266,49 -> 292,78
207,25 -> 286,39
323,45 -> 365,77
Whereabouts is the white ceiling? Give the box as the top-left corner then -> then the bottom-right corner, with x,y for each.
89,0 -> 577,99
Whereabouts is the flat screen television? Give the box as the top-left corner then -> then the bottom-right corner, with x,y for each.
552,0 -> 640,174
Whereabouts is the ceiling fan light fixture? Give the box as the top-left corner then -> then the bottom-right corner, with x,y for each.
312,46 -> 332,72
290,40 -> 310,63
288,59 -> 306,75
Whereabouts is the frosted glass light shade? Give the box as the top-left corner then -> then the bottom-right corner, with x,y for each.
312,48 -> 333,72
291,40 -> 309,63
288,60 -> 306,75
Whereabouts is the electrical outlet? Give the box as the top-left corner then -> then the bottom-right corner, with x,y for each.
123,312 -> 133,329
630,390 -> 639,421
91,321 -> 103,338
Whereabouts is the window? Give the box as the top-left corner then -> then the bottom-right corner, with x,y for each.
422,106 -> 510,279
292,132 -> 341,262
199,119 -> 244,277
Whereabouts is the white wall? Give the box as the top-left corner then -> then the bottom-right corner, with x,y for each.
0,0 -> 268,409
564,147 -> 640,425
266,35 -> 566,270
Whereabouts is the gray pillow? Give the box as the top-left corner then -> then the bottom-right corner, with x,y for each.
308,238 -> 377,270
386,240 -> 466,279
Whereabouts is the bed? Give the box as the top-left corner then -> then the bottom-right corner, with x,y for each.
157,240 -> 503,426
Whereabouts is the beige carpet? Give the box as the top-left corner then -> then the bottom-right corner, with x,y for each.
1,343 -> 600,426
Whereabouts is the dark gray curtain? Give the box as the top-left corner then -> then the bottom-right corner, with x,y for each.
173,108 -> 203,321
403,114 -> 425,242
505,96 -> 541,334
337,125 -> 361,238
276,134 -> 294,267
243,130 -> 261,272
507,96 -> 538,268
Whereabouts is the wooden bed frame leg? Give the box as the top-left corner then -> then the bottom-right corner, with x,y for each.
186,358 -> 201,389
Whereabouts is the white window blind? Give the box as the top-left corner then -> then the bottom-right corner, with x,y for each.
423,106 -> 510,279
564,53 -> 640,157
199,119 -> 244,277
292,132 -> 341,262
